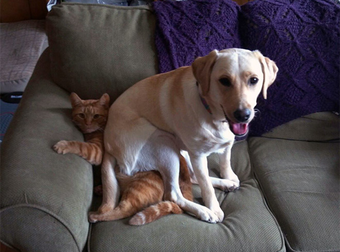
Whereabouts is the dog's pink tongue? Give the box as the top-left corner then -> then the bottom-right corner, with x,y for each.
231,123 -> 248,136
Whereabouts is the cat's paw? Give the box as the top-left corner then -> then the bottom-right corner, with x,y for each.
53,140 -> 71,154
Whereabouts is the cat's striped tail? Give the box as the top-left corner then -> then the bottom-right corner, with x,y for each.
129,201 -> 182,226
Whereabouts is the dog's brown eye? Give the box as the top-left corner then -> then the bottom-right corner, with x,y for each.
249,77 -> 259,85
219,78 -> 231,87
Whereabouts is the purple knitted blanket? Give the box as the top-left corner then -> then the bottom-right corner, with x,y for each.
153,0 -> 340,136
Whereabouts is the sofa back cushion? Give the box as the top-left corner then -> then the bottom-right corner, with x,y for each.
46,3 -> 158,101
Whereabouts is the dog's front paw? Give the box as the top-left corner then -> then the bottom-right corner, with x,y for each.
211,177 -> 240,192
226,179 -> 240,192
212,206 -> 224,222
198,210 -> 219,224
220,169 -> 240,189
197,206 -> 224,223
53,140 -> 71,154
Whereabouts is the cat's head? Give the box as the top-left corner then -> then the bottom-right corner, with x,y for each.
70,93 -> 110,134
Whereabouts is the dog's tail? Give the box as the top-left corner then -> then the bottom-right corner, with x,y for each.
129,201 -> 183,226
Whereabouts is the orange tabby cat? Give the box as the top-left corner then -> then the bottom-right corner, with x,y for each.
53,92 -> 109,165
54,93 -> 193,225
111,154 -> 193,225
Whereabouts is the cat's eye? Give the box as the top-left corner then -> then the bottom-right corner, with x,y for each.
78,113 -> 85,119
249,77 -> 259,85
93,114 -> 101,119
219,78 -> 231,87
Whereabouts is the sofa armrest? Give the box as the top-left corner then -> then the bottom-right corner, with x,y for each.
0,49 -> 93,252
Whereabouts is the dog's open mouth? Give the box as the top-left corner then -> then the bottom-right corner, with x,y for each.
220,105 -> 249,136
229,121 -> 249,136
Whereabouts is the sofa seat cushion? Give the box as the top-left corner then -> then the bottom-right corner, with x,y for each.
88,141 -> 285,252
248,112 -> 340,251
0,20 -> 48,93
46,4 -> 158,101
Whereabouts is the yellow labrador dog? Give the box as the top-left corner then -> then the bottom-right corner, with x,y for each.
89,48 -> 278,223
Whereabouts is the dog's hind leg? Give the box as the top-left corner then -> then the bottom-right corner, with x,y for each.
88,152 -> 120,223
182,149 -> 239,192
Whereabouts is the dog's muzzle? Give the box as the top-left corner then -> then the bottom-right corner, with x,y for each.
221,106 -> 250,136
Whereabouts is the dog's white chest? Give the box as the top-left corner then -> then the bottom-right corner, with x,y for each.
179,122 -> 234,156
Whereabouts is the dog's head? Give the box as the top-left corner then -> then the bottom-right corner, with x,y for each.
192,48 -> 278,136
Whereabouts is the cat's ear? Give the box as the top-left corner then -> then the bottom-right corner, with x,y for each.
70,93 -> 83,108
99,93 -> 110,108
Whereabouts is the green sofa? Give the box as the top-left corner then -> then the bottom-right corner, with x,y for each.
0,3 -> 339,252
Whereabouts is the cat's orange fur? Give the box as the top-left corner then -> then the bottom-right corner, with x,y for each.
54,93 -> 193,225
54,93 -> 109,165
114,155 -> 192,225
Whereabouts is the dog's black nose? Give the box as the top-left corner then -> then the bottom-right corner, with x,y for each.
234,109 -> 251,122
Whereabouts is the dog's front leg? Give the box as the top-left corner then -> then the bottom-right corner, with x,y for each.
189,153 -> 224,222
217,143 -> 240,190
88,152 -> 120,223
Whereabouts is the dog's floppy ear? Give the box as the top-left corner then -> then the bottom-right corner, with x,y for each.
253,50 -> 278,99
192,50 -> 218,95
